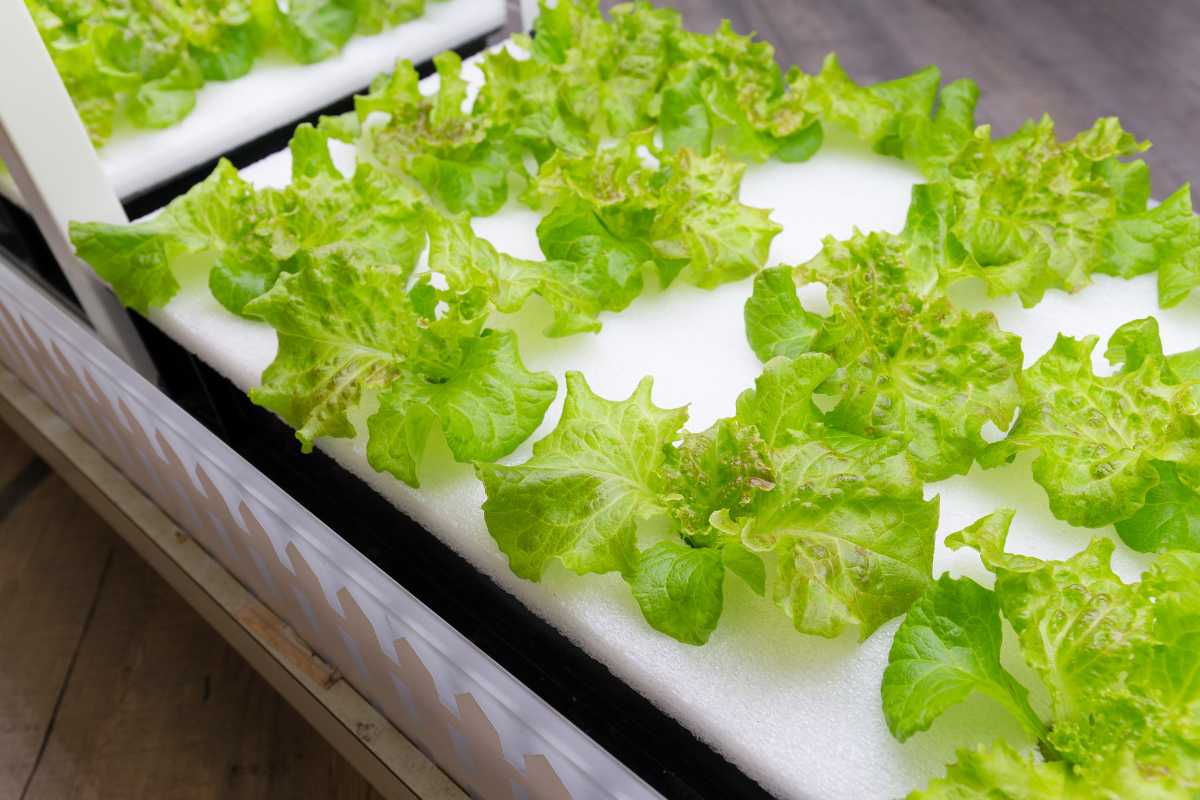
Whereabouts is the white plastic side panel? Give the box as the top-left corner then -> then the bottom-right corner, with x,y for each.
0,257 -> 662,800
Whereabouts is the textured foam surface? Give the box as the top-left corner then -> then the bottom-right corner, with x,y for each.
0,0 -> 503,207
145,64 -> 1200,800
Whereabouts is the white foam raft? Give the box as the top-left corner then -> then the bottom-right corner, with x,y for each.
143,58 -> 1200,800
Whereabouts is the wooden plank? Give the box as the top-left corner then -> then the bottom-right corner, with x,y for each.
0,365 -> 467,800
0,466 -> 112,799
0,419 -> 37,488
19,542 -> 384,800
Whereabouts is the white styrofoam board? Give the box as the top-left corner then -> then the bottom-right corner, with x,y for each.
0,0 -> 504,208
141,63 -> 1200,800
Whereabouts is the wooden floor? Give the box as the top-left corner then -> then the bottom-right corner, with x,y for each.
0,419 -> 382,800
7,2 -> 1200,798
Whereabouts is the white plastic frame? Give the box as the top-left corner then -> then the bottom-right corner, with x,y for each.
0,2 -> 156,378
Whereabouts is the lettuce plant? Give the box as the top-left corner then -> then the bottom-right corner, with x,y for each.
887,511 -> 1200,798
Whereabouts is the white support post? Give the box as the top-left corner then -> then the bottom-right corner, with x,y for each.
0,2 -> 158,381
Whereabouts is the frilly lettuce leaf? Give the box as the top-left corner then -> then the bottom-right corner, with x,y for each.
343,52 -> 525,216
1102,319 -> 1200,553
245,245 -> 432,449
732,352 -> 834,448
912,738 -> 1195,799
742,265 -> 821,363
473,47 -> 592,163
424,210 -> 617,337
634,416 -> 775,644
659,21 -> 819,162
477,372 -> 687,581
351,0 -> 424,36
125,56 -> 204,128
210,124 -> 424,315
527,0 -> 682,140
948,515 -> 1200,794
905,115 -> 1151,305
730,355 -> 939,639
790,53 -> 940,158
882,553 -> 1045,742
70,157 -> 256,313
527,132 -> 780,291
628,540 -> 726,645
981,326 -> 1200,528
1094,184 -> 1200,308
70,125 -> 425,317
900,78 -> 981,178
650,147 -> 781,288
660,417 -> 774,546
480,354 -> 937,644
1114,461 -> 1200,554
276,0 -> 357,64
908,740 -> 1076,800
736,430 -> 938,639
245,246 -> 553,485
367,329 -> 557,487
746,232 -> 1022,481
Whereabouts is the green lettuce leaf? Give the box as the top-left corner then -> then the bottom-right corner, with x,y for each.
981,327 -> 1200,528
70,126 -> 424,317
730,356 -> 940,639
480,355 -> 937,644
31,0 -> 416,146
1093,183 -> 1200,308
909,116 -> 1151,305
949,518 -> 1200,794
535,199 -> 652,312
348,52 -> 525,216
659,21 -> 819,162
790,54 -> 940,158
650,148 -> 781,288
630,540 -> 726,645
1103,319 -> 1200,553
366,329 -> 556,487
244,246 -> 552,484
478,372 -> 687,580
528,132 -> 780,291
526,0 -> 682,140
743,266 -> 821,362
245,246 -> 427,448
473,46 -> 592,163
900,78 -> 981,178
424,209 -> 619,337
352,0 -> 424,35
633,417 -> 775,643
747,232 -> 1022,481
277,0 -> 357,64
125,56 -> 203,128
660,417 -> 774,545
70,158 -> 256,313
882,557 -> 1045,741
1097,185 -> 1199,286
908,740 -> 1075,800
1114,461 -> 1200,554
210,124 -> 424,315
732,352 -> 836,448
